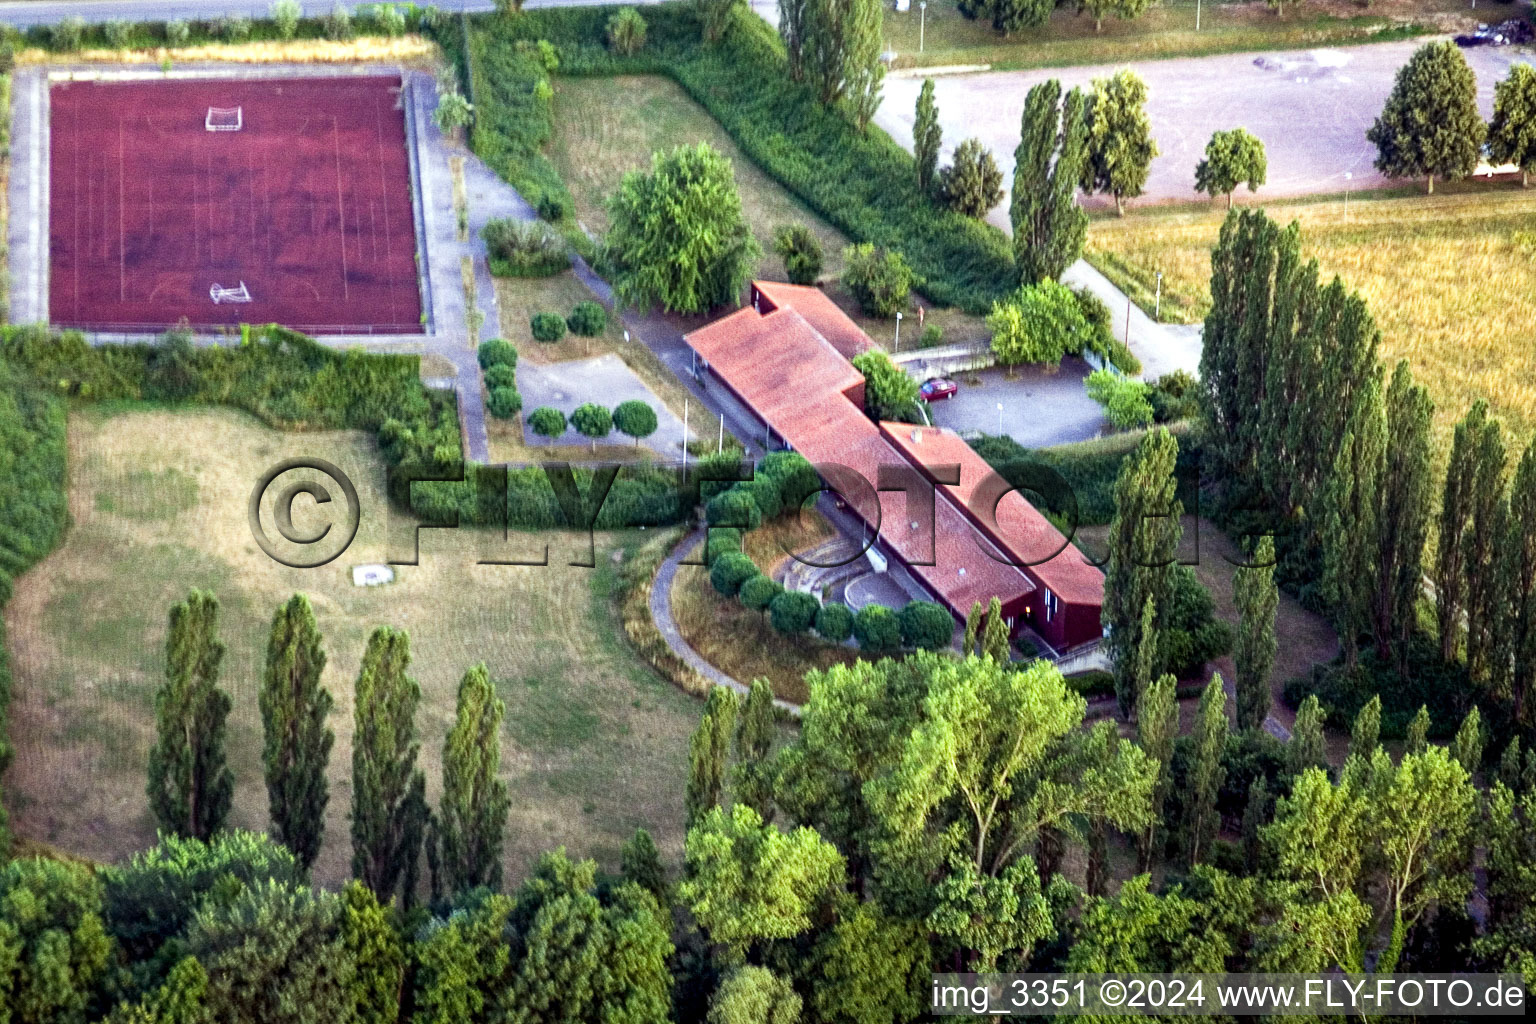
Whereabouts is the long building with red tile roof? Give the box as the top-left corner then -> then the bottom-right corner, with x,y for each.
683,282 -> 1104,651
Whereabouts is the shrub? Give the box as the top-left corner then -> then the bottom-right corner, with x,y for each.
772,224 -> 824,286
483,363 -> 518,389
566,301 -> 607,336
757,451 -> 820,513
526,406 -> 567,438
606,7 -> 647,55
739,476 -> 782,521
272,0 -> 301,39
52,15 -> 85,50
920,324 -> 944,349
739,574 -> 782,613
1148,370 -> 1200,423
482,218 -> 569,277
814,602 -> 854,643
165,19 -> 192,45
104,20 -> 133,48
706,488 -> 762,531
988,279 -> 1090,369
486,386 -> 522,419
705,528 -> 743,565
850,350 -> 922,423
841,243 -> 915,318
1085,369 -> 1154,430
613,400 -> 659,446
710,551 -> 759,596
530,312 -> 567,343
477,338 -> 517,369
221,14 -> 253,40
535,190 -> 569,222
937,138 -> 1004,219
324,4 -> 355,41
770,590 -> 820,634
1164,566 -> 1234,679
0,41 -> 14,75
898,600 -> 954,650
570,402 -> 613,446
852,604 -> 902,653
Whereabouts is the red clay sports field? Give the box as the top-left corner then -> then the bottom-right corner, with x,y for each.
49,76 -> 423,334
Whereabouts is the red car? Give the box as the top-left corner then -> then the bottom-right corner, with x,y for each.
920,377 -> 958,401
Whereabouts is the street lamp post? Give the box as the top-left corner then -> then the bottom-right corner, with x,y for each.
920,1 -> 927,53
894,311 -> 903,352
1343,172 -> 1352,221
1155,271 -> 1163,321
1196,0 -> 1201,31
996,402 -> 1003,435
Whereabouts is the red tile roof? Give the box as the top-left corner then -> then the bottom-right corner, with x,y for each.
752,281 -> 872,361
683,284 -> 1054,620
880,423 -> 1105,606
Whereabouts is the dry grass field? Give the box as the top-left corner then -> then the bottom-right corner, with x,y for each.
2,407 -> 701,884
546,74 -> 990,352
1086,187 -> 1536,459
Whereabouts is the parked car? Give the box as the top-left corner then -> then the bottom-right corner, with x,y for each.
1456,20 -> 1534,47
920,377 -> 958,401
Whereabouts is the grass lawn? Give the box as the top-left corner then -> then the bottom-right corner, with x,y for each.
669,517 -> 872,705
1085,185 -> 1536,461
490,268 -> 721,463
2,407 -> 702,883
882,0 -> 1456,71
546,73 -> 990,353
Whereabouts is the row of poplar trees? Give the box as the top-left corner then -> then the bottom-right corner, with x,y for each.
146,590 -> 511,902
1199,208 -> 1536,721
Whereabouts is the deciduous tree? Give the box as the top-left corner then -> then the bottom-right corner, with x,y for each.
1367,41 -> 1484,194
1438,401 -> 1490,663
605,143 -> 761,313
1320,370 -> 1385,666
938,138 -> 1004,218
1184,678 -> 1228,867
1011,80 -> 1089,283
435,663 -> 509,896
1464,410 -> 1508,691
260,594 -> 334,870
1373,361 -> 1434,665
350,626 -> 428,907
1194,128 -> 1267,209
0,858 -> 112,1024
1505,437 -> 1536,722
1489,63 -> 1536,187
913,79 -> 942,195
1135,673 -> 1178,871
686,686 -> 740,827
1234,536 -> 1277,732
733,678 -> 779,822
149,590 -> 234,841
1081,69 -> 1158,215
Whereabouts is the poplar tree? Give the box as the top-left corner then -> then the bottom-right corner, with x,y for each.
963,600 -> 983,656
733,678 -> 778,822
1505,437 -> 1536,721
779,0 -> 809,81
1135,673 -> 1177,872
685,685 -> 739,827
913,78 -> 942,195
1373,361 -> 1434,665
1104,428 -> 1182,718
148,590 -> 234,841
1350,695 -> 1382,762
804,0 -> 882,112
1452,706 -> 1484,774
1464,411 -> 1508,690
1184,677 -> 1228,867
1241,777 -> 1269,874
1080,69 -> 1158,216
1011,80 -> 1089,284
982,595 -> 1010,663
259,594 -> 334,870
436,663 -> 509,895
1288,694 -> 1327,775
1234,535 -> 1277,732
351,626 -> 429,906
1321,370 -> 1385,666
1131,595 -> 1158,718
1405,705 -> 1431,756
1437,402 -> 1486,663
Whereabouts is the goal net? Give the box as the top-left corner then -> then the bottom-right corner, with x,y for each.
205,106 -> 243,132
209,282 -> 251,304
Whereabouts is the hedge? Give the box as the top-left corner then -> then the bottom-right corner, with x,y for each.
465,6 -> 1017,314
814,602 -> 854,643
769,590 -> 819,635
8,6 -> 440,53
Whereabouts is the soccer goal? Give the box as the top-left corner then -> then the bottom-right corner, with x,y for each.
205,106 -> 243,132
209,282 -> 251,304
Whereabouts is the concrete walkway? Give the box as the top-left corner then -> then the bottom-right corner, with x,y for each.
648,530 -> 801,716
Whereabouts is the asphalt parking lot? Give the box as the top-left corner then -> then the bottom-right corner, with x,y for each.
515,352 -> 693,456
919,358 -> 1112,449
878,39 -> 1534,221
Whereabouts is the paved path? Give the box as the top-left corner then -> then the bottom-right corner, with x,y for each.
648,529 -> 801,716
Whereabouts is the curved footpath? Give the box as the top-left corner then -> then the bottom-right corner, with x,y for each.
647,530 -> 803,717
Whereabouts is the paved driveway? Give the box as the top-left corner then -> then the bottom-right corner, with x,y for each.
920,359 -> 1111,449
517,352 -> 694,457
878,40 -> 1535,217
